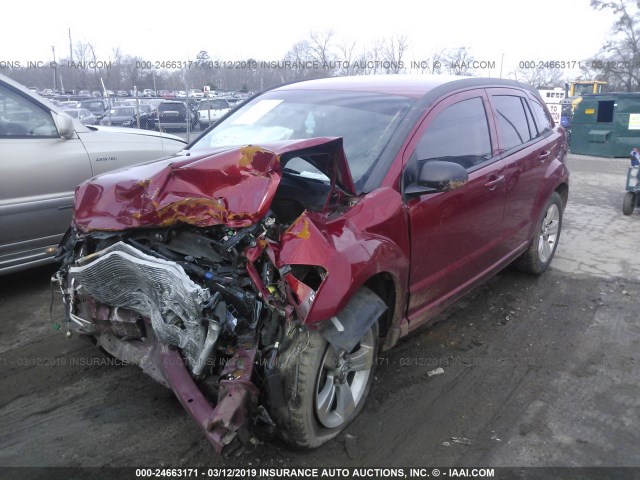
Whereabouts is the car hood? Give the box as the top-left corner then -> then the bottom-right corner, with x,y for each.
73,137 -> 356,233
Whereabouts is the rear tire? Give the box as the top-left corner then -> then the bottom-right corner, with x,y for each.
623,192 -> 636,216
517,191 -> 563,275
272,288 -> 380,448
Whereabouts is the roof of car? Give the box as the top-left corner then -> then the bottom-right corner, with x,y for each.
273,74 -> 536,99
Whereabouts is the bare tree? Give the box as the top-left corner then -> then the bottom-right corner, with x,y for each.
412,49 -> 446,74
282,40 -> 316,82
444,47 -> 475,76
511,66 -> 564,87
308,30 -> 336,72
380,35 -> 409,73
356,38 -> 385,75
71,41 -> 92,89
590,0 -> 640,91
337,39 -> 358,75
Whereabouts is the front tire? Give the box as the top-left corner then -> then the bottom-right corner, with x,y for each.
272,289 -> 380,448
623,192 -> 636,216
517,191 -> 563,275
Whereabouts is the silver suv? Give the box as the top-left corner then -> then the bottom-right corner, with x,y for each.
0,74 -> 187,274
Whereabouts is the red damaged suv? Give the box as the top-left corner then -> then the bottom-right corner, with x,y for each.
55,75 -> 568,453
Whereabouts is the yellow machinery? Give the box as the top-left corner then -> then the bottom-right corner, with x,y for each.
560,80 -> 608,129
568,80 -> 607,97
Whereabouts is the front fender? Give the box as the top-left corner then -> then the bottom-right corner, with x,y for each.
277,187 -> 409,325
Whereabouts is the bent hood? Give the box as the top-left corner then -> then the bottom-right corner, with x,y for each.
73,137 -> 355,233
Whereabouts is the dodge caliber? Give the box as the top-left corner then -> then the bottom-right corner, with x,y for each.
54,75 -> 569,453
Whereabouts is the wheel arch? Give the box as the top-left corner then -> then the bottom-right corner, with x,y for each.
555,182 -> 569,209
362,272 -> 404,350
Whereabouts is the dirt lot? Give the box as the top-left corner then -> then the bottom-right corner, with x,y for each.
0,154 -> 639,469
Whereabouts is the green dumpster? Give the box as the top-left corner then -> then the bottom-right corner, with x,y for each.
570,93 -> 640,157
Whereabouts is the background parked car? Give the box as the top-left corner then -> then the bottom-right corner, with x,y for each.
62,108 -> 97,125
197,97 -> 231,128
0,73 -> 187,274
136,103 -> 158,129
79,98 -> 110,121
156,100 -> 198,131
100,105 -> 153,129
59,100 -> 80,108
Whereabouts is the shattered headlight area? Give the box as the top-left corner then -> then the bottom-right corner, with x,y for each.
54,216 -> 318,454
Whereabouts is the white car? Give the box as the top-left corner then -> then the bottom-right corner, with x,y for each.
0,74 -> 187,274
197,98 -> 231,128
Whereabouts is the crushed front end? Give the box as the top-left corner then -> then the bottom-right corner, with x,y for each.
53,138 -> 355,454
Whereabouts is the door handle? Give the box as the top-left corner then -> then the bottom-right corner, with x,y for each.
538,150 -> 551,161
484,175 -> 505,191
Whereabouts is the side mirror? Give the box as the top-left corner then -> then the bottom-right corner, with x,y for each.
405,160 -> 468,196
55,112 -> 75,139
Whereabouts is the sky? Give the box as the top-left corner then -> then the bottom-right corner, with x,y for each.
0,0 -> 617,79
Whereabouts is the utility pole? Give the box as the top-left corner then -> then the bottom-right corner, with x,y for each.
51,46 -> 57,92
69,28 -> 74,93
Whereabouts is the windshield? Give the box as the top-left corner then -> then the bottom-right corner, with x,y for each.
574,84 -> 595,96
190,90 -> 415,186
63,109 -> 79,118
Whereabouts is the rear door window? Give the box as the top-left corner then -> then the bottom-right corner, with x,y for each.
492,95 -> 533,151
529,99 -> 553,134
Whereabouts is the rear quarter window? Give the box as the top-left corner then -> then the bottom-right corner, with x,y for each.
529,99 -> 553,134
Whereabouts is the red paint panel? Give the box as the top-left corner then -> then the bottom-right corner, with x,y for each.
278,188 -> 410,325
73,138 -> 355,233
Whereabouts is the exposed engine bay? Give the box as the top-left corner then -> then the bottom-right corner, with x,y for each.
53,138 -> 388,454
